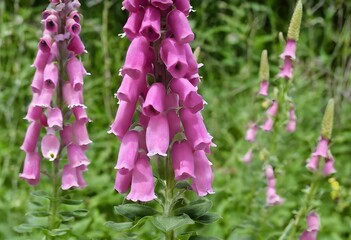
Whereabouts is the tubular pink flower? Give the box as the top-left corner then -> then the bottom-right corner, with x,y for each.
241,149 -> 253,164
72,121 -> 92,146
109,100 -> 136,139
300,231 -> 317,240
122,36 -> 149,79
160,38 -> 188,78
21,121 -> 42,152
140,6 -> 161,42
259,80 -> 269,96
63,82 -> 85,109
41,133 -> 60,161
280,39 -> 297,60
151,0 -> 173,11
267,100 -> 278,116
180,108 -> 212,152
33,87 -> 54,108
184,43 -> 198,75
67,35 -> 86,55
166,92 -> 179,111
60,125 -> 73,146
127,154 -> 157,202
66,18 -> 81,36
32,49 -> 50,70
67,144 -> 90,167
143,83 -> 166,117
322,157 -> 336,176
38,35 -> 53,53
115,130 -> 139,174
72,106 -> 89,124
47,107 -> 63,129
312,137 -> 329,158
146,114 -> 170,157
122,0 -> 148,12
286,106 -> 297,132
170,78 -> 203,113
245,123 -> 258,142
261,116 -> 274,132
31,69 -> 44,94
114,170 -> 133,194
278,57 -> 293,79
61,164 -> 79,190
167,110 -> 181,142
306,212 -> 320,231
174,0 -> 191,16
44,14 -> 59,33
43,62 -> 59,89
172,140 -> 195,180
68,10 -> 81,23
66,57 -> 86,91
123,9 -> 145,40
19,152 -> 41,183
25,105 -> 43,122
76,165 -> 88,188
167,9 -> 194,44
192,150 -> 214,197
266,187 -> 285,206
306,155 -> 319,172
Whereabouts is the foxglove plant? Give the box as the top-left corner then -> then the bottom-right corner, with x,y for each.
280,99 -> 335,240
19,0 -> 90,237
108,1 -> 218,238
242,0 -> 302,208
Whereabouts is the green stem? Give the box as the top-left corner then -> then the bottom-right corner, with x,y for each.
48,159 -> 60,238
279,174 -> 320,240
164,154 -> 175,240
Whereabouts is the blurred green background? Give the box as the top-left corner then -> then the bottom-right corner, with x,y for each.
1,0 -> 351,239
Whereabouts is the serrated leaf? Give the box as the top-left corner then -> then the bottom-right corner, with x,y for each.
175,181 -> 192,189
194,213 -> 221,224
72,209 -> 88,217
105,221 -> 134,231
114,204 -> 159,220
26,211 -> 51,217
60,199 -> 83,205
151,214 -> 194,232
31,190 -> 51,199
175,198 -> 212,219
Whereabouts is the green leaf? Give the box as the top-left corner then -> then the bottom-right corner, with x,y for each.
105,221 -> 134,231
31,190 -> 51,199
114,204 -> 159,220
48,228 -> 69,236
175,198 -> 212,219
194,213 -> 221,224
60,199 -> 83,205
26,211 -> 51,217
72,209 -> 89,217
151,214 -> 194,232
13,224 -> 35,233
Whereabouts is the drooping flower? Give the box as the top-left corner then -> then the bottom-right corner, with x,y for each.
299,212 -> 320,240
20,1 -> 91,189
258,50 -> 270,96
241,149 -> 253,164
265,165 -> 284,206
245,123 -> 258,142
286,104 -> 297,132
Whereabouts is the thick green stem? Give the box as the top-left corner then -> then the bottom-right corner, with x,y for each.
48,159 -> 60,238
164,154 -> 175,240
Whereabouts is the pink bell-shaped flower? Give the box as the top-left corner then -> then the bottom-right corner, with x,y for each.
160,38 -> 188,78
41,133 -> 60,161
109,100 -> 136,140
123,9 -> 145,40
140,6 -> 161,42
278,57 -> 293,79
143,83 -> 166,117
280,39 -> 297,60
114,170 -> 133,194
245,123 -> 258,142
20,121 -> 42,153
313,137 -> 329,158
47,107 -> 63,130
151,0 -> 173,11
67,144 -> 90,168
258,80 -> 269,96
167,9 -> 194,43
127,154 -> 157,202
19,152 -> 41,185
146,113 -> 170,157
172,140 -> 195,180
115,130 -> 139,174
191,150 -> 214,196
61,164 -> 79,190
241,149 -> 253,164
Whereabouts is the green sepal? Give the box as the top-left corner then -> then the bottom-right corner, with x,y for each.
151,214 -> 194,232
114,204 -> 159,220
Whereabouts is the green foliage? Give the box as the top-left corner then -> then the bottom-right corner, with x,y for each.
1,0 -> 351,239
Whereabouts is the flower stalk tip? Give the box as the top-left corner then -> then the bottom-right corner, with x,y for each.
259,50 -> 269,82
287,0 -> 303,41
321,98 -> 334,140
